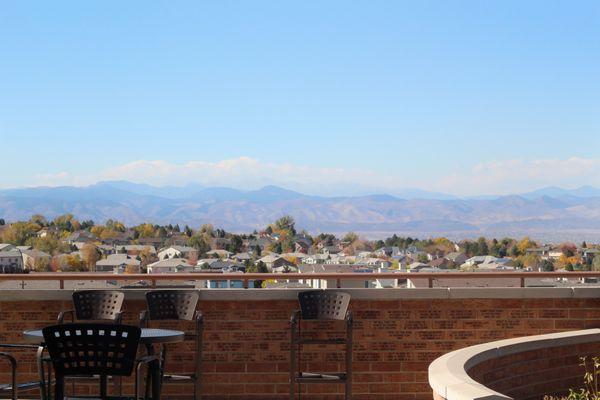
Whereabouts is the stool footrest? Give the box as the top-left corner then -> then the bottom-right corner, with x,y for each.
294,372 -> 347,383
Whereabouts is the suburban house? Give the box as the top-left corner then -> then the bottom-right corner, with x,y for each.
247,237 -> 274,251
0,250 -> 24,272
548,250 -> 564,260
526,245 -> 552,258
280,252 -> 309,263
427,257 -> 454,269
446,252 -> 468,265
374,246 -> 401,258
36,226 -> 61,238
582,248 -> 600,263
120,245 -> 156,256
200,259 -> 246,273
96,245 -> 116,255
463,255 -> 510,267
408,262 -> 430,272
302,254 -> 329,265
95,254 -> 141,273
137,237 -> 165,247
147,258 -> 195,273
258,254 -> 294,271
101,232 -> 133,246
21,249 -> 51,270
158,246 -> 198,261
232,252 -> 252,262
0,244 -> 16,252
292,235 -> 312,253
66,230 -> 97,245
321,245 -> 342,255
206,249 -> 232,259
357,258 -> 392,269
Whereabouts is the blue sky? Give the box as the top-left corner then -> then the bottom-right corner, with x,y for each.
1,1 -> 599,196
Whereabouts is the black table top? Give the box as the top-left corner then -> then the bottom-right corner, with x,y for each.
23,327 -> 185,344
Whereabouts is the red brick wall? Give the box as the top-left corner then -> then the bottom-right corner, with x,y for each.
468,342 -> 600,400
1,296 -> 600,399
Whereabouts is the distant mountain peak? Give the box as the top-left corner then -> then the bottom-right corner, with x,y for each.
1,181 -> 600,241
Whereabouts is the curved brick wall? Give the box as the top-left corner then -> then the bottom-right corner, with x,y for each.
468,342 -> 600,400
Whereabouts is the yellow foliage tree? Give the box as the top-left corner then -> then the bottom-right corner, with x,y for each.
517,237 -> 537,255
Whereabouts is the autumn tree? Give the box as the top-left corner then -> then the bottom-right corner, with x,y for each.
28,235 -> 70,256
138,247 -> 157,268
592,256 -> 600,272
247,260 -> 269,288
273,216 -> 296,236
80,220 -> 94,230
135,223 -> 156,238
539,259 -> 554,272
53,214 -> 80,232
559,243 -> 577,257
189,234 -> 210,256
226,235 -> 243,253
1,222 -> 40,245
523,254 -> 540,269
105,219 -> 126,232
64,254 -> 86,271
124,264 -> 139,274
343,232 -> 358,244
29,214 -> 48,226
516,237 -> 537,256
81,243 -> 100,272
33,257 -> 51,272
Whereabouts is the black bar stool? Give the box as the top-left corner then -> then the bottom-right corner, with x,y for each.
0,344 -> 46,400
42,323 -> 156,400
56,290 -> 126,395
290,290 -> 353,400
58,290 -> 125,324
140,290 -> 204,400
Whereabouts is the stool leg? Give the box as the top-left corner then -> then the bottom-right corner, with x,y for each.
345,312 -> 353,400
290,312 -> 298,400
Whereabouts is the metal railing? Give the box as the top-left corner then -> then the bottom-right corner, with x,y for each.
0,271 -> 599,289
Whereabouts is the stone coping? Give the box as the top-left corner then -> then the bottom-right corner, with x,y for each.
428,329 -> 600,400
0,287 -> 599,301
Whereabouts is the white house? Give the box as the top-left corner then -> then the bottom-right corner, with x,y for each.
158,246 -> 198,260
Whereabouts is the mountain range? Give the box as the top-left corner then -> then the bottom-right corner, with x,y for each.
1,181 -> 600,242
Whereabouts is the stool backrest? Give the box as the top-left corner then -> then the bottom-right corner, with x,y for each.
298,290 -> 350,320
145,290 -> 199,321
73,290 -> 124,321
42,323 -> 140,377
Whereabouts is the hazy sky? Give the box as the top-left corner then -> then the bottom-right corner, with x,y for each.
1,1 -> 599,196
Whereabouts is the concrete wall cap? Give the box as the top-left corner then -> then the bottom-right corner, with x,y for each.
0,287 -> 597,301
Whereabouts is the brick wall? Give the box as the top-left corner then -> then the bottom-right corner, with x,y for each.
468,342 -> 600,400
1,293 -> 600,399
